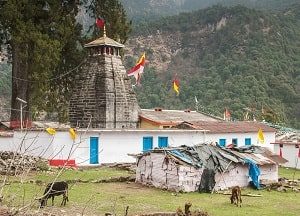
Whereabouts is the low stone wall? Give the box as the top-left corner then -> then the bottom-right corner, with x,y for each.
0,151 -> 48,175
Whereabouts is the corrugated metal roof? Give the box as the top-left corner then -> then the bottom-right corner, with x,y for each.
139,144 -> 283,168
140,109 -> 219,125
185,121 -> 277,133
275,130 -> 300,143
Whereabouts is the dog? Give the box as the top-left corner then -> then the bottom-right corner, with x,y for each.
230,186 -> 242,207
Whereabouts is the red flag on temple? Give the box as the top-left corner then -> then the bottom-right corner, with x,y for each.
96,17 -> 105,29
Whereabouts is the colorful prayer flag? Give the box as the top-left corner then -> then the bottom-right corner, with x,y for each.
223,108 -> 231,121
69,128 -> 77,140
128,53 -> 146,85
257,128 -> 265,144
46,127 -> 56,135
173,76 -> 179,96
96,17 -> 105,29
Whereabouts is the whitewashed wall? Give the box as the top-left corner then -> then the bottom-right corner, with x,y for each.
260,164 -> 278,183
0,129 -> 276,166
0,136 -> 14,152
215,164 -> 278,190
273,144 -> 300,169
0,130 -> 206,166
215,166 -> 249,190
136,153 -> 204,192
204,132 -> 275,150
136,153 -> 278,191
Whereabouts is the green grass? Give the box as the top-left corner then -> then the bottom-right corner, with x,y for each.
278,167 -> 300,180
2,166 -> 133,183
1,167 -> 299,215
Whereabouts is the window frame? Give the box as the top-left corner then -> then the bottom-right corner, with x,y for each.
245,138 -> 252,146
158,136 -> 169,148
219,139 -> 226,147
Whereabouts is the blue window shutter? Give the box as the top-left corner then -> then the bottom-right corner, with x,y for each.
158,137 -> 168,148
219,139 -> 226,147
143,137 -> 153,152
245,138 -> 251,145
232,138 -> 238,146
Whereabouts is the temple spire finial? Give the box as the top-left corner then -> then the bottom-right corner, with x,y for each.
103,25 -> 106,37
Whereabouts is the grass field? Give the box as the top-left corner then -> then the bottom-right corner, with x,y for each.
1,166 -> 299,215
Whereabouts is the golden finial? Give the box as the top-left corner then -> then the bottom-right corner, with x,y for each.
103,25 -> 106,37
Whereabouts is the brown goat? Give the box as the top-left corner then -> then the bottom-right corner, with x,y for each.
230,186 -> 242,207
39,181 -> 69,208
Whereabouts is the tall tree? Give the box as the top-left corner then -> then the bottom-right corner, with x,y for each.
86,0 -> 131,43
0,0 -> 83,125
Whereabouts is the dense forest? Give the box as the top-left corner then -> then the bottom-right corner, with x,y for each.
120,0 -> 300,21
125,4 -> 300,128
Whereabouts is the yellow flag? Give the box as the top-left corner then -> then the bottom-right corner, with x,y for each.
257,128 -> 265,144
173,78 -> 179,96
46,127 -> 56,135
136,52 -> 145,65
69,128 -> 77,140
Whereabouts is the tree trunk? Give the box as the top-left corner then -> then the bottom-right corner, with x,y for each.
10,42 -> 30,128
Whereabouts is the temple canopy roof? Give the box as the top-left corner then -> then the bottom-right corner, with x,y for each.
84,35 -> 124,48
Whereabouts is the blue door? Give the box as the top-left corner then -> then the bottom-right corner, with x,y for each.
90,137 -> 99,164
158,137 -> 168,148
143,137 -> 153,152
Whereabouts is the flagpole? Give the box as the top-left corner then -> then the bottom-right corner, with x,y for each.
103,25 -> 106,37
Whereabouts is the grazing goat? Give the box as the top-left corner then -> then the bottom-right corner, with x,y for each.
39,181 -> 69,208
230,186 -> 242,207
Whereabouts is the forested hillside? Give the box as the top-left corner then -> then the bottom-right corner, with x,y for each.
120,0 -> 299,21
125,4 -> 300,128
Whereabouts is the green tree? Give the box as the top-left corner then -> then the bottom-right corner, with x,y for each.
86,0 -> 131,43
0,0 -> 83,123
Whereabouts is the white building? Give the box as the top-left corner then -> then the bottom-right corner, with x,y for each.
271,129 -> 300,169
0,119 -> 277,167
136,145 -> 280,192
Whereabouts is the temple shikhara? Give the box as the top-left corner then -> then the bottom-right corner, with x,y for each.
69,28 -> 139,128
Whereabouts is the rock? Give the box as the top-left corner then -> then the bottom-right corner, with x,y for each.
0,151 -> 49,175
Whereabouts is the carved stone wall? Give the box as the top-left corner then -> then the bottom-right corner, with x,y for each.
69,54 -> 139,128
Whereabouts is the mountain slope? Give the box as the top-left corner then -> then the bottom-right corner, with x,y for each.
125,4 -> 300,128
120,0 -> 299,21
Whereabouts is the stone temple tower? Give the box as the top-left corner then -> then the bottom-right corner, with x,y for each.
69,30 -> 139,128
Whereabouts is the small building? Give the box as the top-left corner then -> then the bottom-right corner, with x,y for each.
271,129 -> 300,169
139,109 -> 220,129
135,144 -> 285,192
